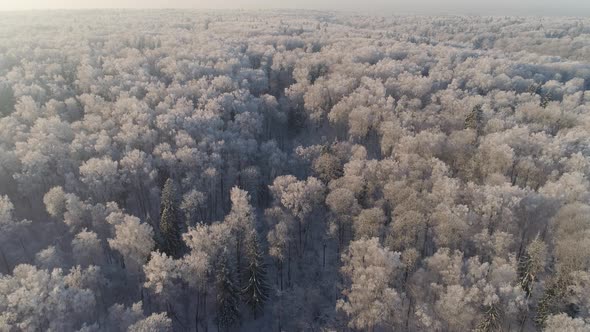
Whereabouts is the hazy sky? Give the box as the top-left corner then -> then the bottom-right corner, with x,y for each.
1,0 -> 589,16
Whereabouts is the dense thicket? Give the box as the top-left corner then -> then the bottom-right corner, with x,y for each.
0,10 -> 589,331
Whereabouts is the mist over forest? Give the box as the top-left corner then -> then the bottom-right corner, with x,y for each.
0,10 -> 589,332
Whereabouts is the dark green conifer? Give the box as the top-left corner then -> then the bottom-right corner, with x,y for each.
159,178 -> 182,258
465,104 -> 484,137
0,84 -> 15,117
241,231 -> 270,318
475,304 -> 502,332
215,254 -> 241,331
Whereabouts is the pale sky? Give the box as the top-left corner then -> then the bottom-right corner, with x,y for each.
1,0 -> 589,16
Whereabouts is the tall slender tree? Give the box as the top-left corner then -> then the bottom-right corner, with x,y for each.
465,104 -> 484,137
476,304 -> 502,332
215,253 -> 241,331
518,236 -> 547,298
159,178 -> 183,258
241,231 -> 270,318
0,83 -> 15,117
225,187 -> 255,278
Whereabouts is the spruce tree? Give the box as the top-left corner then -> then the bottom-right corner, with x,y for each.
465,104 -> 484,137
518,236 -> 547,298
0,84 -> 15,117
540,94 -> 550,109
215,254 -> 241,331
534,276 -> 568,329
241,231 -> 270,318
475,304 -> 502,332
159,178 -> 182,258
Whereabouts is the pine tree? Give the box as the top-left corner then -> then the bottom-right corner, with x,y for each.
241,231 -> 270,318
475,303 -> 502,332
518,236 -> 547,298
540,93 -> 550,108
534,276 -> 568,329
159,178 -> 182,258
465,104 -> 484,137
0,83 -> 15,117
215,254 -> 241,331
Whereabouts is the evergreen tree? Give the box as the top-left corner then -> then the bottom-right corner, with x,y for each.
534,276 -> 568,329
475,304 -> 502,332
241,231 -> 270,318
540,94 -> 550,109
215,254 -> 241,331
159,178 -> 183,258
465,104 -> 484,137
518,236 -> 547,298
0,83 -> 15,117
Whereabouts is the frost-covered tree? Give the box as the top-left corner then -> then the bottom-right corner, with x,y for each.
79,157 -> 122,202
353,207 -> 387,240
312,149 -> 343,183
108,214 -> 155,274
0,10 -> 589,332
0,195 -> 31,273
269,176 -> 325,256
0,264 -> 97,331
104,302 -> 170,332
326,187 -> 360,251
337,238 -> 403,330
128,312 -> 172,332
544,314 -> 590,332
72,229 -> 104,267
225,187 -> 256,275
180,189 -> 207,227
105,302 -> 146,332
143,251 -> 181,299
43,186 -> 67,219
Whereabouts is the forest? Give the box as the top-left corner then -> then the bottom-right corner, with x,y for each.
0,9 -> 589,332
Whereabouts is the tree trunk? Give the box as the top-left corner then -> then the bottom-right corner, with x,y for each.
280,260 -> 284,291
0,246 -> 11,274
405,295 -> 414,331
322,243 -> 326,269
203,290 -> 208,332
236,236 -> 241,279
195,291 -> 200,332
298,218 -> 303,257
18,236 -> 31,261
287,244 -> 292,288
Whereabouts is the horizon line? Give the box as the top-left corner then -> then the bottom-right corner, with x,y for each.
0,7 -> 588,18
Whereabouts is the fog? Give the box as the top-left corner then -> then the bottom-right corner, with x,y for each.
2,0 -> 590,16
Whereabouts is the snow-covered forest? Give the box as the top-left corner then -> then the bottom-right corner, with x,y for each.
0,9 -> 589,331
